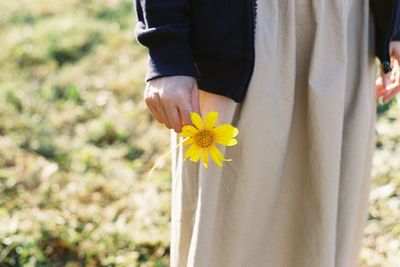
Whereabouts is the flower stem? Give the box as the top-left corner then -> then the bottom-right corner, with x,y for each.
146,136 -> 190,181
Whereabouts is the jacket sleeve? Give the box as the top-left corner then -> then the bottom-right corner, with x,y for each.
134,0 -> 201,82
370,0 -> 397,73
391,0 -> 400,40
392,30 -> 400,40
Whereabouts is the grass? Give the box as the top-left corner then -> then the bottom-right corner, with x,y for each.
0,0 -> 399,266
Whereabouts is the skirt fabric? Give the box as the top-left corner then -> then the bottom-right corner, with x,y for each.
170,0 -> 377,266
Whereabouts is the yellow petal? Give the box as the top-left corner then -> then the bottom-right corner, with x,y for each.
209,144 -> 223,166
180,131 -> 193,138
190,112 -> 203,129
184,144 -> 200,160
183,144 -> 193,159
232,127 -> 239,137
213,124 -> 239,146
201,149 -> 208,168
214,136 -> 238,146
183,137 -> 194,146
203,111 -> 218,129
180,125 -> 199,137
227,138 -> 238,146
190,147 -> 201,162
213,124 -> 239,138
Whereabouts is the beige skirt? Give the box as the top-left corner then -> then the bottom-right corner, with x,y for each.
170,0 -> 377,266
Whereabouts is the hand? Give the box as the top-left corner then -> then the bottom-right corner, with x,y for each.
144,75 -> 201,133
375,41 -> 400,104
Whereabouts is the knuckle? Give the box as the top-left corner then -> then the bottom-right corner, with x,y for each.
180,105 -> 191,113
144,96 -> 151,104
159,91 -> 174,102
177,89 -> 190,100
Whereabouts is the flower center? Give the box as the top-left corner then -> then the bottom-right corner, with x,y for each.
194,129 -> 214,148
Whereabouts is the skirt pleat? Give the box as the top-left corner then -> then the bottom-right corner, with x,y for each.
170,0 -> 377,266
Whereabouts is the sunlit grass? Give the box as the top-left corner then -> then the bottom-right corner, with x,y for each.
0,0 -> 399,266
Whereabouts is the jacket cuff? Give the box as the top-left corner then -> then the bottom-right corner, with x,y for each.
392,30 -> 400,41
145,39 -> 201,82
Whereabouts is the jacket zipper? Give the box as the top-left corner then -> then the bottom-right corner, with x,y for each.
242,0 -> 257,100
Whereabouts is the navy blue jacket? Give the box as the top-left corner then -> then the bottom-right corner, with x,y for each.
134,0 -> 400,103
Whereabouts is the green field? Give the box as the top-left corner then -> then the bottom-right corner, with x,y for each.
0,0 -> 399,266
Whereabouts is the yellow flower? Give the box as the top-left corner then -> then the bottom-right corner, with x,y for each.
180,111 -> 239,168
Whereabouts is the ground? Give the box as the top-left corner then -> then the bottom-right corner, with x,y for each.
0,0 -> 399,266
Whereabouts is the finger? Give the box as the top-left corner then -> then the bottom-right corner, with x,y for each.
377,48 -> 400,102
152,96 -> 173,129
177,86 -> 195,126
178,104 -> 193,127
144,86 -> 164,124
191,82 -> 201,115
386,66 -> 400,90
377,68 -> 396,96
161,104 -> 182,133
388,56 -> 400,83
391,56 -> 400,69
377,79 -> 398,99
377,85 -> 388,97
146,101 -> 163,123
144,85 -> 167,125
382,72 -> 392,87
376,79 -> 385,95
393,61 -> 400,84
158,96 -> 182,132
375,75 -> 389,100
154,105 -> 173,129
375,73 -> 390,100
390,53 -> 400,67
383,85 -> 400,104
381,73 -> 400,103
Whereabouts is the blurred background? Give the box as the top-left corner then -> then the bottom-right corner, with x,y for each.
0,0 -> 399,266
